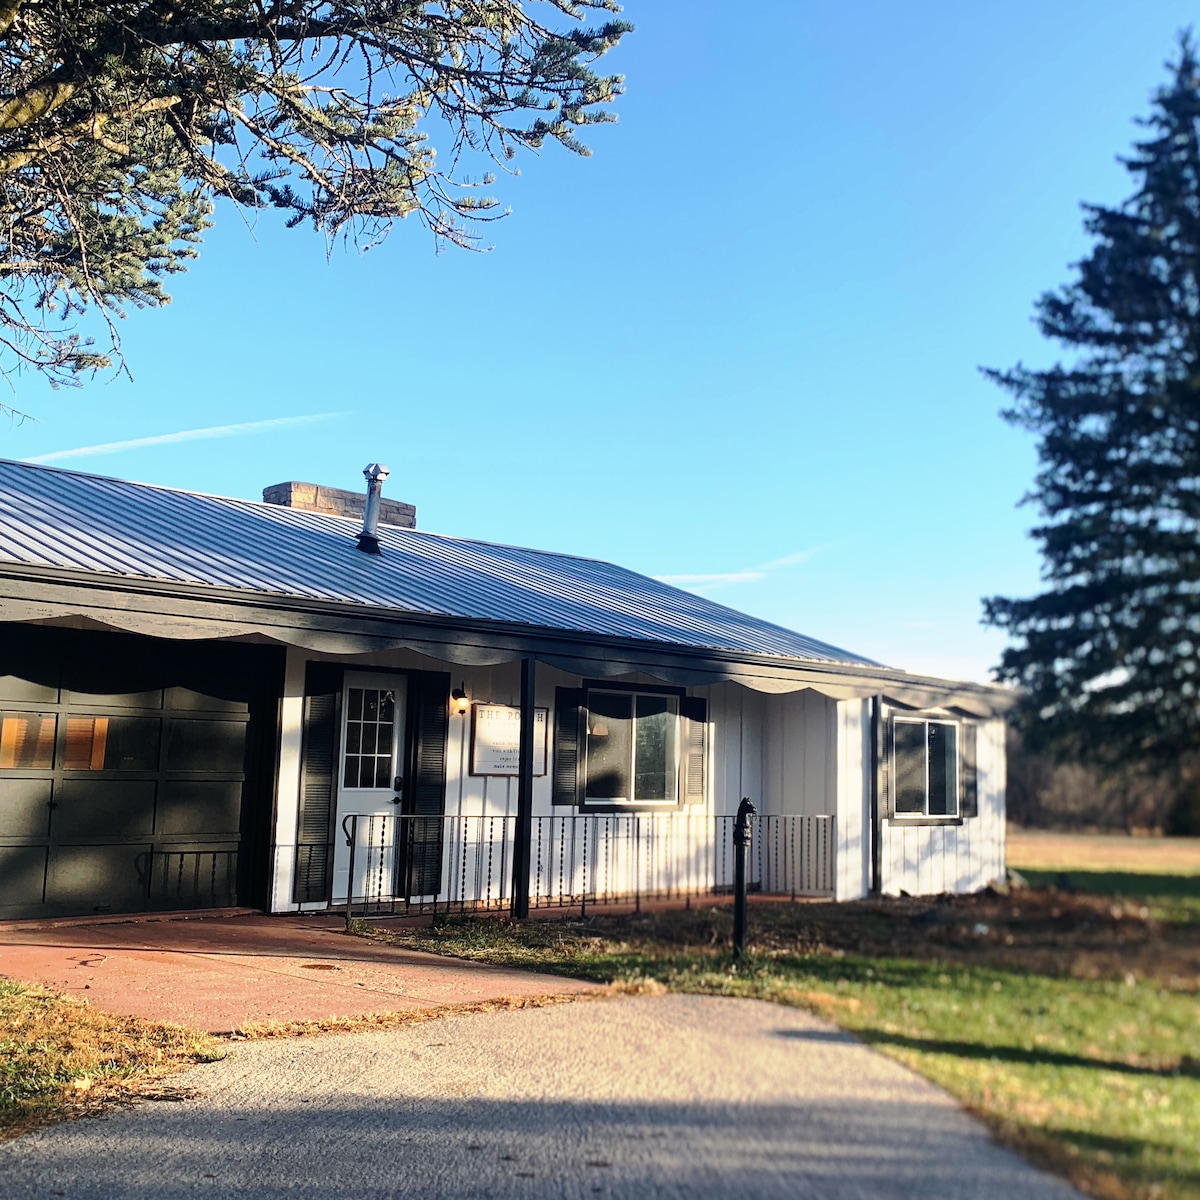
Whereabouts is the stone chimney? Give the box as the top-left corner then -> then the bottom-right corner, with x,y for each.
263,480 -> 416,528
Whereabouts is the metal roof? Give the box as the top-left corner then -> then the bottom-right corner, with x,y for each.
0,459 -> 879,667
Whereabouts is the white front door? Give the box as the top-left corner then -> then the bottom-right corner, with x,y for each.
332,672 -> 407,904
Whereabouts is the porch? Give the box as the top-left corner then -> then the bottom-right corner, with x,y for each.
334,810 -> 837,920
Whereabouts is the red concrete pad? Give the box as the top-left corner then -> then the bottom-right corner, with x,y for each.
0,912 -> 598,1033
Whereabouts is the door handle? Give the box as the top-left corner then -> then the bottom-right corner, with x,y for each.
391,796 -> 402,806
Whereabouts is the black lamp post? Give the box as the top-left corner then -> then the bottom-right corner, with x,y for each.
733,796 -> 757,958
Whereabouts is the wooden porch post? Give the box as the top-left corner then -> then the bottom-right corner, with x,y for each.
511,655 -> 536,919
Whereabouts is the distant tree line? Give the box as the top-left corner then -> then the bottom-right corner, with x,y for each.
1007,732 -> 1200,835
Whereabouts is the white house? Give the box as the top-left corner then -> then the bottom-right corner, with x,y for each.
0,461 -> 1011,923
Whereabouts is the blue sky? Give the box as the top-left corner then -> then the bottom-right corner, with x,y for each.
6,1 -> 1195,682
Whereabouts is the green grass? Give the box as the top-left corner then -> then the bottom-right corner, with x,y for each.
358,884 -> 1200,1200
1016,870 -> 1200,924
0,978 -> 225,1137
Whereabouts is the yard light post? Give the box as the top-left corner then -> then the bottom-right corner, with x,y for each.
733,797 -> 757,958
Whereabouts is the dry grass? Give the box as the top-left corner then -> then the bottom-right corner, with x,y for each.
228,990 -> 598,1040
1009,830 -> 1200,874
0,979 -> 225,1140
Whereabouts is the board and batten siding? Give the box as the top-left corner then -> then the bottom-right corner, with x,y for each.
879,716 -> 1006,896
762,689 -> 838,818
835,698 -> 871,901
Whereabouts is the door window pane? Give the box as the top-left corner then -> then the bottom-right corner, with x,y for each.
893,721 -> 927,814
634,695 -> 677,802
343,687 -> 398,789
585,692 -> 632,801
0,713 -> 56,769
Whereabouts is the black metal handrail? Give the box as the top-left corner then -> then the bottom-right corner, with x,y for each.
339,810 -> 835,923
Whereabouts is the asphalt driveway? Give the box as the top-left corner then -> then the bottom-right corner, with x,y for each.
0,993 -> 1084,1199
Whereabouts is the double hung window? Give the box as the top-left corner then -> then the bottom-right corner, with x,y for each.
893,718 -> 959,818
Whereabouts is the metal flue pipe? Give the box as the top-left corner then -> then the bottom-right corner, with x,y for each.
356,463 -> 390,554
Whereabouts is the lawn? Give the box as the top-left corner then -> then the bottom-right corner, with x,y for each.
356,846 -> 1200,1200
0,979 -> 225,1139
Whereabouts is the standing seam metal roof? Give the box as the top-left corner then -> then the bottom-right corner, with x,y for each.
0,459 -> 879,667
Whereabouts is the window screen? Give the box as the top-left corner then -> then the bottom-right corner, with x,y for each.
893,720 -> 927,814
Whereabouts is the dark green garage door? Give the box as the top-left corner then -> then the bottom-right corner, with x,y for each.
0,626 -> 282,920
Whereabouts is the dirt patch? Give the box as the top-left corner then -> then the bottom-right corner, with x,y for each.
552,889 -> 1200,992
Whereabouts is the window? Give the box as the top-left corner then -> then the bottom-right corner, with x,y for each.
584,689 -> 679,805
69,716 -> 161,771
893,718 -> 958,817
343,687 -> 398,789
0,712 -> 56,769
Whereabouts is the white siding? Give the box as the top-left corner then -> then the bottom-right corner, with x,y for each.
879,716 -> 1006,896
834,698 -> 870,901
762,690 -> 838,817
269,645 -> 312,914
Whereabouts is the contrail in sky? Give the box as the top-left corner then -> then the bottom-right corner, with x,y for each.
656,546 -> 830,593
26,413 -> 343,464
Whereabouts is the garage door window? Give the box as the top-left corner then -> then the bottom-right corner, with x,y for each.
65,716 -> 160,772
0,713 -> 56,769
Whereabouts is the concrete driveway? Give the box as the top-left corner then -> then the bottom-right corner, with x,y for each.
0,913 -> 597,1031
0,994 -> 1084,1199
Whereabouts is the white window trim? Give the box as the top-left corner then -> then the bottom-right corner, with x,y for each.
891,716 -> 960,820
582,688 -> 682,808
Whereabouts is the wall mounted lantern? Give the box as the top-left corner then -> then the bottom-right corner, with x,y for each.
450,685 -> 470,717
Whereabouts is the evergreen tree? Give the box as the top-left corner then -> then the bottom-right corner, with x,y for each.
0,1 -> 630,385
985,35 -> 1200,778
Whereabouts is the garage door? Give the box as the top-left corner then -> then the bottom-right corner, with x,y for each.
0,627 -> 282,920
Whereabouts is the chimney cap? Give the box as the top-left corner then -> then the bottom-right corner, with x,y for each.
363,463 -> 390,482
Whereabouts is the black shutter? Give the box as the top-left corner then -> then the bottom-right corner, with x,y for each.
405,670 -> 449,896
879,706 -> 892,819
680,696 -> 708,805
293,663 -> 343,904
552,687 -> 585,806
961,722 -> 979,818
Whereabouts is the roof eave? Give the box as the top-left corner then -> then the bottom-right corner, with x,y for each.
0,559 -> 1015,710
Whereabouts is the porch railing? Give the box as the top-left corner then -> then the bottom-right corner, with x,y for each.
339,811 -> 835,919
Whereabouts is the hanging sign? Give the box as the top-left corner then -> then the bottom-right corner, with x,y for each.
469,704 -> 548,777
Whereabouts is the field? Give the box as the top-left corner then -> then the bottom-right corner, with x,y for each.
359,833 -> 1200,1200
1009,829 -> 1200,874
